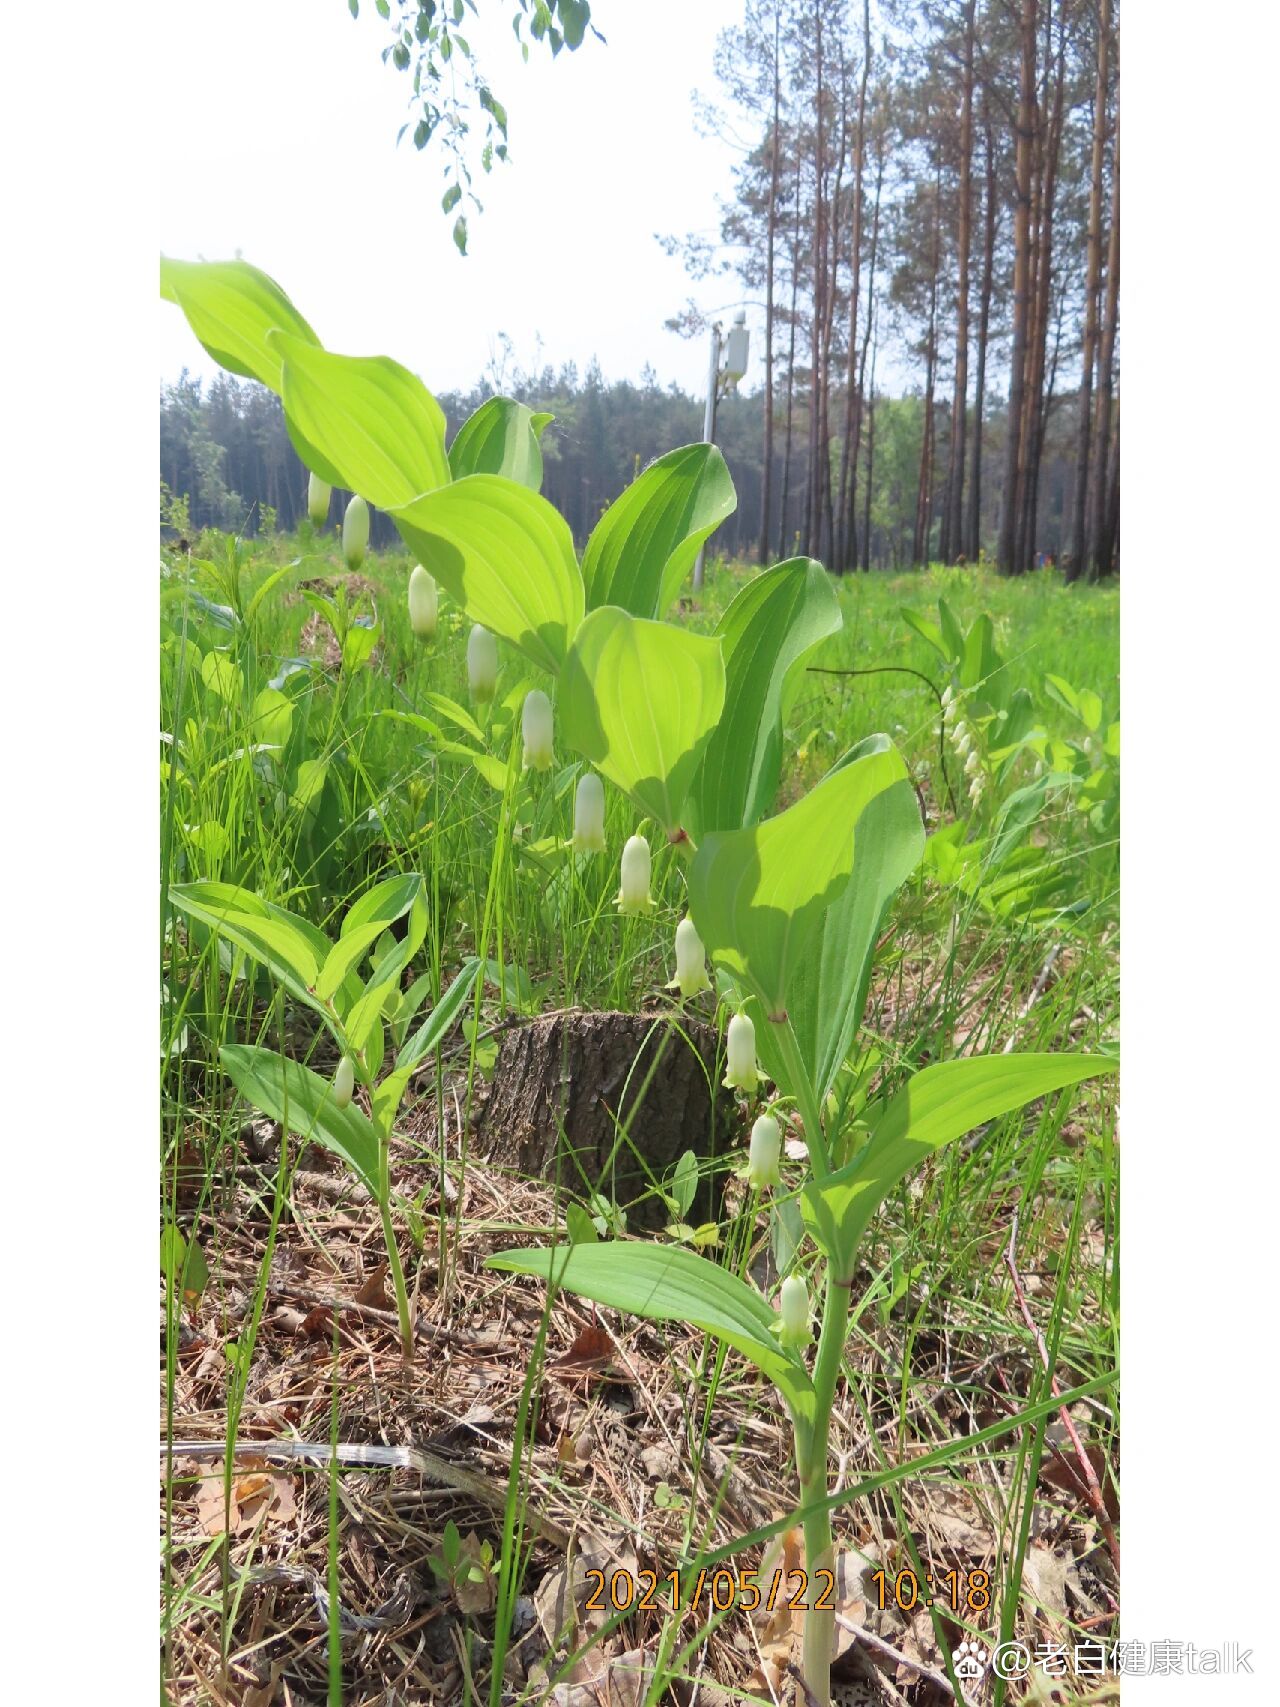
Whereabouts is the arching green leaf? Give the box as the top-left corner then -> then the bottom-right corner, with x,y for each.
220,1045 -> 380,1197
160,258 -> 319,392
487,1241 -> 814,1420
753,737 -> 925,1101
802,1053 -> 1116,1279
391,475 -> 584,674
582,444 -> 737,618
558,606 -> 725,836
689,744 -> 909,1023
271,333 -> 451,506
690,558 -> 842,834
448,397 -> 552,490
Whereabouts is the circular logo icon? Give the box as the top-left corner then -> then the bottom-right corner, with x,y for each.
991,1640 -> 1032,1680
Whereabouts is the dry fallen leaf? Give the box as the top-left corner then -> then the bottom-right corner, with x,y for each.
551,1325 -> 616,1378
194,1457 -> 297,1536
353,1261 -> 392,1311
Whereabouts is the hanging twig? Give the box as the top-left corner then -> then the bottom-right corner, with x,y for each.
807,664 -> 959,817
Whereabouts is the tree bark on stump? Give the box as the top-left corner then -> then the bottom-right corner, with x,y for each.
471,1010 -> 737,1230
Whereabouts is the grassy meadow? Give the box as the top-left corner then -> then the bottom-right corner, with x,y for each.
161,525 -> 1118,1705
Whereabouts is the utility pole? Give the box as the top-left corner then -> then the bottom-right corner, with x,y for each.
692,311 -> 749,591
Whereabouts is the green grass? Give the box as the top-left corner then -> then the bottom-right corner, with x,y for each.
161,528 -> 1119,1706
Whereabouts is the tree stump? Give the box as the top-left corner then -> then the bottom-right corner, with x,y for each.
471,1009 -> 738,1230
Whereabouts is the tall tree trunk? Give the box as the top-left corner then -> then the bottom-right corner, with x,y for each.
759,9 -> 782,567
778,156 -> 804,561
1020,0 -> 1066,571
804,3 -> 825,559
836,0 -> 871,573
998,0 -> 1037,576
966,102 -> 996,564
943,0 -> 977,565
862,306 -> 878,571
1067,0 -> 1109,582
913,171 -> 942,567
1090,101 -> 1119,579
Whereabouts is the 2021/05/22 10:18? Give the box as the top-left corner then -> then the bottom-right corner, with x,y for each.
584,1564 -> 994,1617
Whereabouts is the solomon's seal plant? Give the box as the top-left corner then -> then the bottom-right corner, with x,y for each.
669,914 -> 710,999
571,771 -> 605,853
407,563 -> 437,639
466,623 -> 498,703
307,469 -> 331,527
616,833 -> 653,916
521,688 -> 554,772
162,256 -> 1117,1705
342,492 -> 369,569
746,1111 -> 782,1190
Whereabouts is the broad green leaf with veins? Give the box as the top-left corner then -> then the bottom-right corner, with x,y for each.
581,443 -> 737,618
448,396 -> 553,489
221,1045 -> 381,1197
558,606 -> 725,836
689,558 -> 842,834
270,332 -> 451,506
689,744 -> 908,1022
487,1241 -> 815,1420
392,475 -> 584,675
801,1053 -> 1117,1279
160,257 -> 319,392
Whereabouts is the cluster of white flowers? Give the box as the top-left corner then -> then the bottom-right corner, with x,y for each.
942,684 -> 986,809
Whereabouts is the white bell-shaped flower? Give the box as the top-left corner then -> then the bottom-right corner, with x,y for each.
467,625 -> 498,702
333,1055 -> 355,1110
747,1113 -> 782,1190
723,1011 -> 760,1092
669,915 -> 710,999
342,494 -> 370,569
307,471 -> 331,527
522,689 -> 554,771
572,772 -> 606,853
617,834 -> 653,915
408,565 -> 438,639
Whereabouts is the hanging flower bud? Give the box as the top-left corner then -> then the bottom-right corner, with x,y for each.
342,494 -> 370,569
747,1113 -> 782,1190
953,726 -> 973,758
467,625 -> 498,702
616,834 -> 653,915
940,684 -> 954,711
723,1011 -> 760,1092
333,1055 -> 355,1110
307,471 -> 331,527
968,776 -> 985,806
522,689 -> 554,771
778,1275 -> 811,1350
572,772 -> 606,853
408,565 -> 438,639
669,915 -> 710,999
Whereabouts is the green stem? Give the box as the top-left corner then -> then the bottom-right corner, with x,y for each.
377,1132 -> 414,1364
770,1018 -> 830,1180
792,1264 -> 854,1707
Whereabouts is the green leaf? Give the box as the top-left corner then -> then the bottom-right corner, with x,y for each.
220,1045 -> 381,1197
690,559 -> 841,833
250,686 -> 293,751
160,258 -> 319,393
398,957 -> 482,1072
342,873 -> 426,940
559,606 -> 724,835
170,882 -> 320,994
802,1053 -> 1117,1280
900,606 -> 950,662
581,444 -> 736,618
271,333 -> 451,507
486,1241 -> 814,1419
200,650 -> 241,703
668,1150 -> 698,1220
448,397 -> 551,491
453,214 -> 468,256
689,744 -> 910,1022
391,475 -> 583,675
755,738 -> 924,1103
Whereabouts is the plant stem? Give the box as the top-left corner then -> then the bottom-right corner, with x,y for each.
377,1133 -> 414,1364
793,1263 -> 854,1707
771,1018 -> 830,1179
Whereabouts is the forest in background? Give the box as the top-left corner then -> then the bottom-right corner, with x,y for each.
160,0 -> 1118,580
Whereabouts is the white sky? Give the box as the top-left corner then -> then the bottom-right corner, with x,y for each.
158,0 -> 754,397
